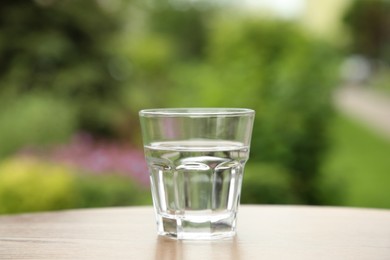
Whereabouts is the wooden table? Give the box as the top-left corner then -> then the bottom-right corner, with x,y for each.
1,205 -> 389,259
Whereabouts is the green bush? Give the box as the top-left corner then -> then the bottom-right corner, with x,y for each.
241,163 -> 296,204
0,94 -> 77,157
114,5 -> 340,204
0,0 -> 130,137
0,1 -> 341,206
160,16 -> 339,204
74,174 -> 151,208
0,158 -> 76,214
0,158 -> 151,214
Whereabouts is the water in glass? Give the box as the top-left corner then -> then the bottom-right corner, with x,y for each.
144,140 -> 249,239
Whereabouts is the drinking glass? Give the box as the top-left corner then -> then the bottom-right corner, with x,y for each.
139,108 -> 255,240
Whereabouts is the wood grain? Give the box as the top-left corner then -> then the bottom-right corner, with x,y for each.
0,206 -> 389,259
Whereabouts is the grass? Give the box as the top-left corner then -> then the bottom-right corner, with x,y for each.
322,113 -> 390,209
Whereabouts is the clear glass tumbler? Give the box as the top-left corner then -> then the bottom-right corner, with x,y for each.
139,108 -> 255,240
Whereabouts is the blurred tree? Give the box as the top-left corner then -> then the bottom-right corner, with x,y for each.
0,0 -> 341,206
0,0 -> 130,137
343,0 -> 390,64
148,3 -> 210,60
133,8 -> 340,204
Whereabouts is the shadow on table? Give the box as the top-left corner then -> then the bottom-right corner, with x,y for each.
154,236 -> 241,260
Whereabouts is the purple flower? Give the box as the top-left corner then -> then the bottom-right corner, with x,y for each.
18,133 -> 150,186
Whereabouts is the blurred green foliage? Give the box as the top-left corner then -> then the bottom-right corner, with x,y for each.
0,0 -> 341,211
127,9 -> 339,204
75,174 -> 151,208
242,163 -> 296,204
0,0 -> 130,138
343,0 -> 390,64
148,4 -> 209,60
0,94 -> 77,157
0,158 -> 75,214
0,158 -> 150,214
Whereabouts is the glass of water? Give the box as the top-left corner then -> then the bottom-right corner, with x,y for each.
139,108 -> 255,240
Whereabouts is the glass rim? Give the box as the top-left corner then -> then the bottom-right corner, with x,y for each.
139,108 -> 254,117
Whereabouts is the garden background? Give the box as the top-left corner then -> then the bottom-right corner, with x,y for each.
0,0 -> 389,214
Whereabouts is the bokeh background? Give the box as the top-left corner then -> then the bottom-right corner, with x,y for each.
0,0 -> 389,214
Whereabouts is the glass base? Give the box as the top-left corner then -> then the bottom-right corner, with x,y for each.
155,212 -> 237,240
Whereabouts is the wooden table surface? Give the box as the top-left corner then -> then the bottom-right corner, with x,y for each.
0,205 -> 389,259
